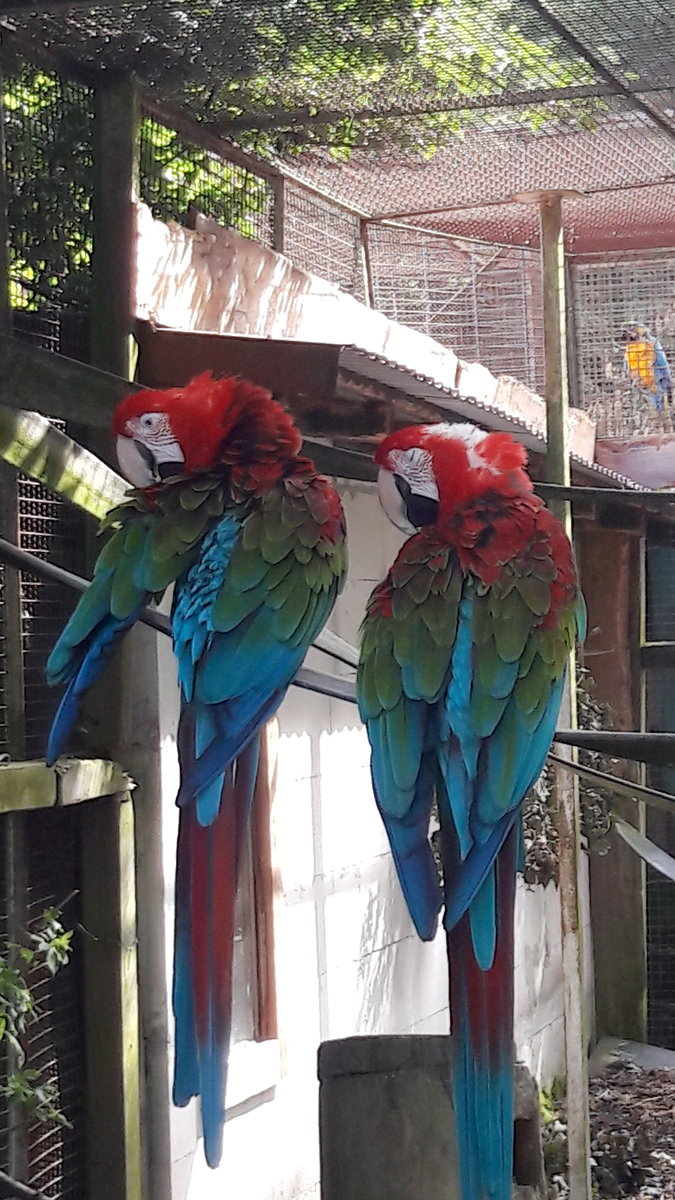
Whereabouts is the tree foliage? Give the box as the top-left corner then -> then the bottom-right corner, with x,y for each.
3,1 -> 600,309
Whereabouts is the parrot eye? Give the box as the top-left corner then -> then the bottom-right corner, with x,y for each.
140,413 -> 161,430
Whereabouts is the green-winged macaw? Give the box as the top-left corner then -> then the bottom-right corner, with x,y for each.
45,372 -> 347,1167
357,422 -> 584,1200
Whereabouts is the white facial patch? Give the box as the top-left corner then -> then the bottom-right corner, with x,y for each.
387,446 -> 439,501
419,422 -> 493,471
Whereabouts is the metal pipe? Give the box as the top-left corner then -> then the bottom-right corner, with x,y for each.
0,1168 -> 49,1200
0,536 -> 359,671
7,536 -> 675,752
548,752 -> 675,811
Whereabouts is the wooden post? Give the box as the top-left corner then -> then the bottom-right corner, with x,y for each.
539,190 -> 592,1200
0,47 -> 11,336
359,219 -> 375,308
80,792 -> 142,1200
272,174 -> 286,255
90,73 -> 139,379
4,809 -> 27,1183
578,524 -> 647,1042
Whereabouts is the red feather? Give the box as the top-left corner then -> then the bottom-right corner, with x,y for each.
113,372 -> 303,491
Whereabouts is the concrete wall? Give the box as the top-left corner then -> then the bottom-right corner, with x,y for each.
130,481 -> 590,1200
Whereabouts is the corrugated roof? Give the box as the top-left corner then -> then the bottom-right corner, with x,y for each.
339,345 -> 646,490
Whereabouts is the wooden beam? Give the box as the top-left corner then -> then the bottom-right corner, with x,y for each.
0,334 -> 139,426
90,74 -> 139,378
0,758 -> 133,811
0,404 -> 127,519
540,190 -> 592,1200
80,792 -> 142,1200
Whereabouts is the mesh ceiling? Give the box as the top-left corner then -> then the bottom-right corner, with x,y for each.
4,0 -> 675,250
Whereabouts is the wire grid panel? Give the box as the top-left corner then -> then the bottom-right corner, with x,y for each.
4,54 -> 95,318
24,806 -> 86,1199
140,112 -> 275,246
570,253 -> 675,437
16,464 -> 86,761
283,184 -> 365,301
644,663 -> 675,1050
367,225 -> 545,391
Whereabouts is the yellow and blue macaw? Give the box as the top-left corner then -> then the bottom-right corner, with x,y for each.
622,322 -> 673,411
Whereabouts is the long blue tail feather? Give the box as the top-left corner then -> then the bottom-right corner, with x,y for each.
172,735 -> 261,1167
447,828 -> 518,1200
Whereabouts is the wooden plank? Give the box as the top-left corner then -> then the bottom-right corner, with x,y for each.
0,334 -> 139,426
0,404 -> 127,519
540,191 -> 592,1200
80,792 -> 142,1200
90,74 -> 139,378
0,762 -> 57,811
0,758 -> 133,809
57,758 -> 135,806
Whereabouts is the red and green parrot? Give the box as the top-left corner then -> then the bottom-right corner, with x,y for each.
357,422 -> 585,1200
45,372 -> 347,1167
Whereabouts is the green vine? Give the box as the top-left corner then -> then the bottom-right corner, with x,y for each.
0,906 -> 74,1128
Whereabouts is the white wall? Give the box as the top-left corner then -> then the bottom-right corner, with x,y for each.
139,480 -> 589,1200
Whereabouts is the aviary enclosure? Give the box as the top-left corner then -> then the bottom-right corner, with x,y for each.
1,2 -> 675,1197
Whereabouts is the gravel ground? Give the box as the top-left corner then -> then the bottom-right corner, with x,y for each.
544,1058 -> 675,1198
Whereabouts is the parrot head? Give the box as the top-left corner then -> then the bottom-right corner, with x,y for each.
112,372 -> 303,490
375,422 -> 532,534
621,323 -> 651,343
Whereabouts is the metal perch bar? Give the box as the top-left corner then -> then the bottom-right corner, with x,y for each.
0,1169 -> 49,1200
548,752 -> 675,812
0,534 -> 358,675
5,537 -> 675,758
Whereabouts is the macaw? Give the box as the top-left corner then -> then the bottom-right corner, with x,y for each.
45,372 -> 347,1167
622,322 -> 673,411
357,422 -> 584,1200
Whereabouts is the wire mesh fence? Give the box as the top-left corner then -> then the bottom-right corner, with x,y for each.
24,807 -> 85,1200
0,449 -> 86,763
0,807 -> 86,1199
139,109 -> 275,245
283,183 -> 366,300
367,224 -> 545,389
570,254 -> 675,437
3,51 -> 95,329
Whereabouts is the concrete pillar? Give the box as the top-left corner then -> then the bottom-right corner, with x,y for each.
318,1036 -> 460,1200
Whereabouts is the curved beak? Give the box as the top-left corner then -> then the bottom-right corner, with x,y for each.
377,467 -> 439,533
377,467 -> 418,535
116,436 -> 185,488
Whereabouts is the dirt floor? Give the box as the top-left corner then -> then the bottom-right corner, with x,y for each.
544,1058 -> 675,1198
